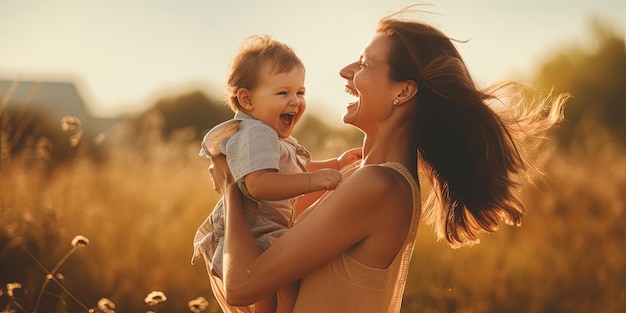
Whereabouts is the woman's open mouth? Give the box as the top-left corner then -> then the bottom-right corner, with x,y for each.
344,86 -> 359,108
345,86 -> 359,98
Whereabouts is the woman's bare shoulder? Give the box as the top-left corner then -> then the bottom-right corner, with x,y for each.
346,164 -> 406,190
334,164 -> 414,267
332,164 -> 410,210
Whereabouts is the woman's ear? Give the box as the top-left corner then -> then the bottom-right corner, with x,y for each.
237,88 -> 254,111
396,80 -> 418,104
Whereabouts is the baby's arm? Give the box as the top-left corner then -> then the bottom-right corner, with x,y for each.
297,148 -> 362,215
307,147 -> 362,172
243,169 -> 341,201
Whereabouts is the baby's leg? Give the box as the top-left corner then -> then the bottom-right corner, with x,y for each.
253,294 -> 277,313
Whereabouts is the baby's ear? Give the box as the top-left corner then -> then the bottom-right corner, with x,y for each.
237,88 -> 254,111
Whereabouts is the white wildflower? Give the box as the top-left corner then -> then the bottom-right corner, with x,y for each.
144,291 -> 167,306
188,296 -> 209,312
6,282 -> 22,297
61,116 -> 81,131
71,235 -> 89,248
97,297 -> 116,312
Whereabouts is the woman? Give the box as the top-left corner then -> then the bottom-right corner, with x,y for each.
211,11 -> 568,313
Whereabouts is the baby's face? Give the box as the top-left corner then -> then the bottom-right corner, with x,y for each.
247,64 -> 306,138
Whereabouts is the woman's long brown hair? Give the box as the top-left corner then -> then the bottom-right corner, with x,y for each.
378,16 -> 568,247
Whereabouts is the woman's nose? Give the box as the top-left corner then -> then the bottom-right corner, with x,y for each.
339,62 -> 357,79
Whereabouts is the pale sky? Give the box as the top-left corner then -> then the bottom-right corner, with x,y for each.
1,0 -> 624,121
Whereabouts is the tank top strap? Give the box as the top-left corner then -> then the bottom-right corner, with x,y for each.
379,161 -> 421,259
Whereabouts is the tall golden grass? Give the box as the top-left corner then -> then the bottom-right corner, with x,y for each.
1,106 -> 624,312
1,112 -> 220,311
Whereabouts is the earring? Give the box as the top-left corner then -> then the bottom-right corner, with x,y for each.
392,98 -> 400,108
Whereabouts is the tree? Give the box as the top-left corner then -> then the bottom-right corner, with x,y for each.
534,16 -> 626,148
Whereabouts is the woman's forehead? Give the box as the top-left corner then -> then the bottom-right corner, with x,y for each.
362,33 -> 391,63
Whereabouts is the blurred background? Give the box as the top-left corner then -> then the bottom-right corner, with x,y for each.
1,1 -> 625,312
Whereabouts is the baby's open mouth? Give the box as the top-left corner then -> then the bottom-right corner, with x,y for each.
280,113 -> 295,125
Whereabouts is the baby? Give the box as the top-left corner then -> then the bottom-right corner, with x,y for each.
192,35 -> 359,313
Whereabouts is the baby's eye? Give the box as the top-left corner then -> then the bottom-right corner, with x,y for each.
297,91 -> 306,96
277,91 -> 288,95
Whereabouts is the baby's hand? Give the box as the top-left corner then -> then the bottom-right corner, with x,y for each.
310,169 -> 342,191
337,147 -> 362,169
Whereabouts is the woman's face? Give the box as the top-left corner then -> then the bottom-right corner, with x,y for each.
340,33 -> 397,128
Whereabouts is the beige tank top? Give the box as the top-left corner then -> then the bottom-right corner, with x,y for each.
292,162 -> 421,313
206,162 -> 421,313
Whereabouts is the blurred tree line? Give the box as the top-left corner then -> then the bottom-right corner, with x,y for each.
534,17 -> 626,149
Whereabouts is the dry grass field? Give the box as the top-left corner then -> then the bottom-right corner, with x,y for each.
1,115 -> 624,312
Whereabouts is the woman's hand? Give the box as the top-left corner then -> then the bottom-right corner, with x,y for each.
209,154 -> 234,195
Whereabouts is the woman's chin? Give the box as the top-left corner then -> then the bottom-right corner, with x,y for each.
341,113 -> 353,125
342,103 -> 358,124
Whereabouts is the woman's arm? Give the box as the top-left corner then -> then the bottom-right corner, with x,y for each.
222,166 -> 396,306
